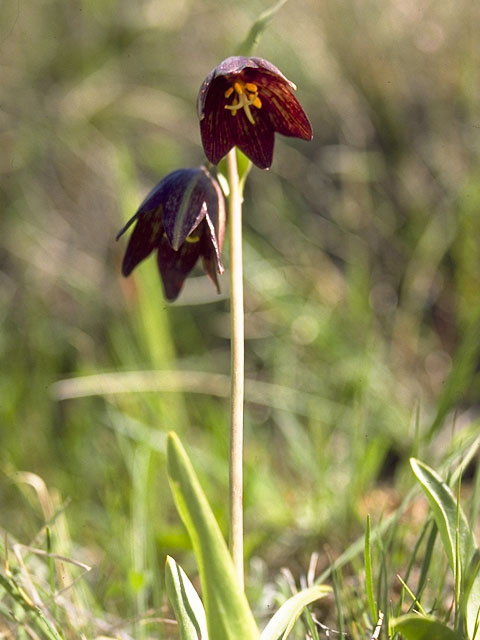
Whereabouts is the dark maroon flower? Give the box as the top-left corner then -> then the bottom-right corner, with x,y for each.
197,56 -> 313,170
117,167 -> 225,301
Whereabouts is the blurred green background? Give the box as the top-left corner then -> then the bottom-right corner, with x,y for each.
1,0 -> 480,635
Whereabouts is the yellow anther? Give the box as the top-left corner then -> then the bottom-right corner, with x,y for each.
224,80 -> 262,125
186,234 -> 200,244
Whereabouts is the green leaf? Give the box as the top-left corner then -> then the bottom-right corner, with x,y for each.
410,459 -> 475,574
166,432 -> 259,640
217,149 -> 252,197
165,556 -> 208,640
260,585 -> 331,640
236,148 -> 252,193
391,614 -> 462,640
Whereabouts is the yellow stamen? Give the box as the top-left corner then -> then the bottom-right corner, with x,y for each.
224,79 -> 262,125
186,234 -> 200,244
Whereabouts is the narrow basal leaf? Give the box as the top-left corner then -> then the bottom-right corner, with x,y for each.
165,556 -> 208,640
166,433 -> 259,640
410,459 -> 475,574
391,614 -> 462,640
259,585 -> 331,640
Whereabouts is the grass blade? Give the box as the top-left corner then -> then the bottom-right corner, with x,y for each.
415,520 -> 438,606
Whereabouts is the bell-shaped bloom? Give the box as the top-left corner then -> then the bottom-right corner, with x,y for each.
197,56 -> 313,170
117,167 -> 225,301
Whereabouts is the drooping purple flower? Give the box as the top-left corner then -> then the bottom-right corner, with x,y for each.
197,56 -> 313,170
117,166 -> 225,301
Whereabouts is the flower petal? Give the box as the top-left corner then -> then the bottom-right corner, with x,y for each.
197,57 -> 251,119
201,249 -> 221,294
200,216 -> 225,293
136,174 -> 171,213
255,75 -> 313,140
161,169 -> 208,250
157,233 -> 202,301
204,213 -> 224,274
120,208 -> 164,276
197,57 -> 295,120
199,80 -> 237,165
201,84 -> 275,168
247,57 -> 296,91
235,113 -> 275,169
202,169 -> 226,253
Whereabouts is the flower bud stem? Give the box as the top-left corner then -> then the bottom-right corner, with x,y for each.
227,147 -> 245,590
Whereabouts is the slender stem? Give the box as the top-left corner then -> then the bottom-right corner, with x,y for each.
227,147 -> 245,589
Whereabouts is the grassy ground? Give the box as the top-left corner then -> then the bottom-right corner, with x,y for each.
1,0 -> 480,637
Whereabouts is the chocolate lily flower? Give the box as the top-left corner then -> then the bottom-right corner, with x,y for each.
117,167 -> 225,301
197,56 -> 313,169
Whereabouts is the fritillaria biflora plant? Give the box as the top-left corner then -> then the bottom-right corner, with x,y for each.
117,53 -> 324,639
